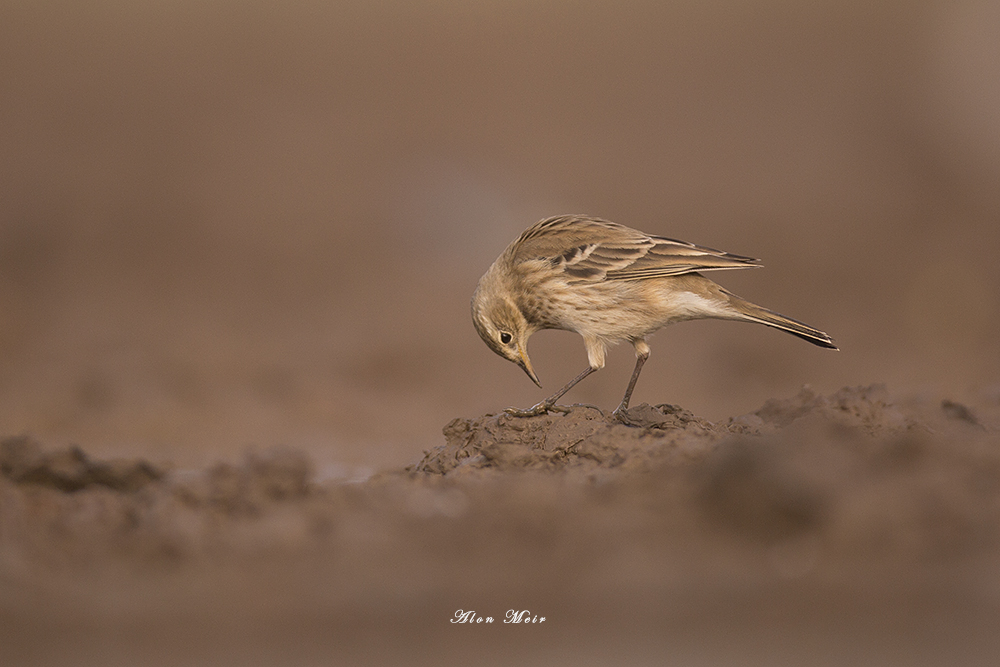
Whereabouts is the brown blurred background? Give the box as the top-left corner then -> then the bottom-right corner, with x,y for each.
2,0 -> 999,471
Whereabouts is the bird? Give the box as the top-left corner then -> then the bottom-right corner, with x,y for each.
471,214 -> 837,420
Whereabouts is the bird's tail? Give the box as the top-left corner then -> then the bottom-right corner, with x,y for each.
727,293 -> 838,350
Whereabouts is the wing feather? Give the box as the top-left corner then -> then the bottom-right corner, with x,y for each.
508,215 -> 760,283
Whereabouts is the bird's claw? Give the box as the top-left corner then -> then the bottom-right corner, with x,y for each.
611,405 -> 633,425
504,401 -> 571,418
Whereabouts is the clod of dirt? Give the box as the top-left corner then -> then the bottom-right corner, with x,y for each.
0,435 -> 163,493
941,399 -> 985,429
172,448 -> 314,515
750,384 -> 916,434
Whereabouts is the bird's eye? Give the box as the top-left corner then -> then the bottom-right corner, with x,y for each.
499,331 -> 512,345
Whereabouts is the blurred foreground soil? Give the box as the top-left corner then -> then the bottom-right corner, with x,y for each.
3,384 -> 1000,666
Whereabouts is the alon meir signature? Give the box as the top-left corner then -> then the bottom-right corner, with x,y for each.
451,609 -> 546,624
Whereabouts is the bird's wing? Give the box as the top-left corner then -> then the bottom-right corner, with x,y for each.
510,215 -> 760,283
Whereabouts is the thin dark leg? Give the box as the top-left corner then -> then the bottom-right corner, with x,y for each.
612,351 -> 648,419
544,366 -> 597,405
505,366 -> 597,417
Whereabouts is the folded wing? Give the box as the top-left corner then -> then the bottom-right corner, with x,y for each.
510,215 -> 760,283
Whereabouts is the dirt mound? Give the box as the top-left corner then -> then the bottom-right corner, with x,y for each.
405,384 -> 1000,558
411,402 -> 721,474
410,384 -> 922,475
3,385 -> 1000,666
1,436 -> 164,493
2,385 -> 995,569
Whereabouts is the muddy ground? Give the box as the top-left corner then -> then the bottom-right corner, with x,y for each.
3,385 -> 1000,666
3,1 -> 1000,665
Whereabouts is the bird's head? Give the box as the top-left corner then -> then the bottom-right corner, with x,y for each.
471,268 -> 541,387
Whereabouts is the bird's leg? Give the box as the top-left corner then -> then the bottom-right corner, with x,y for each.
612,341 -> 650,422
505,366 -> 597,417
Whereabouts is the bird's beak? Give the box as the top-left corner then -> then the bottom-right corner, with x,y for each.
516,344 -> 541,388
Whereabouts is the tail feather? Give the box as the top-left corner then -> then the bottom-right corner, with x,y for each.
729,297 -> 838,350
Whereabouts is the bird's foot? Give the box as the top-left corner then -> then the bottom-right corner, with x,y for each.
504,401 -> 571,418
611,404 -> 633,425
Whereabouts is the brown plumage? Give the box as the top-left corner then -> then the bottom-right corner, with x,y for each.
472,215 -> 837,419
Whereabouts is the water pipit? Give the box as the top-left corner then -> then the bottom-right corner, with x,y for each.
471,215 -> 837,420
